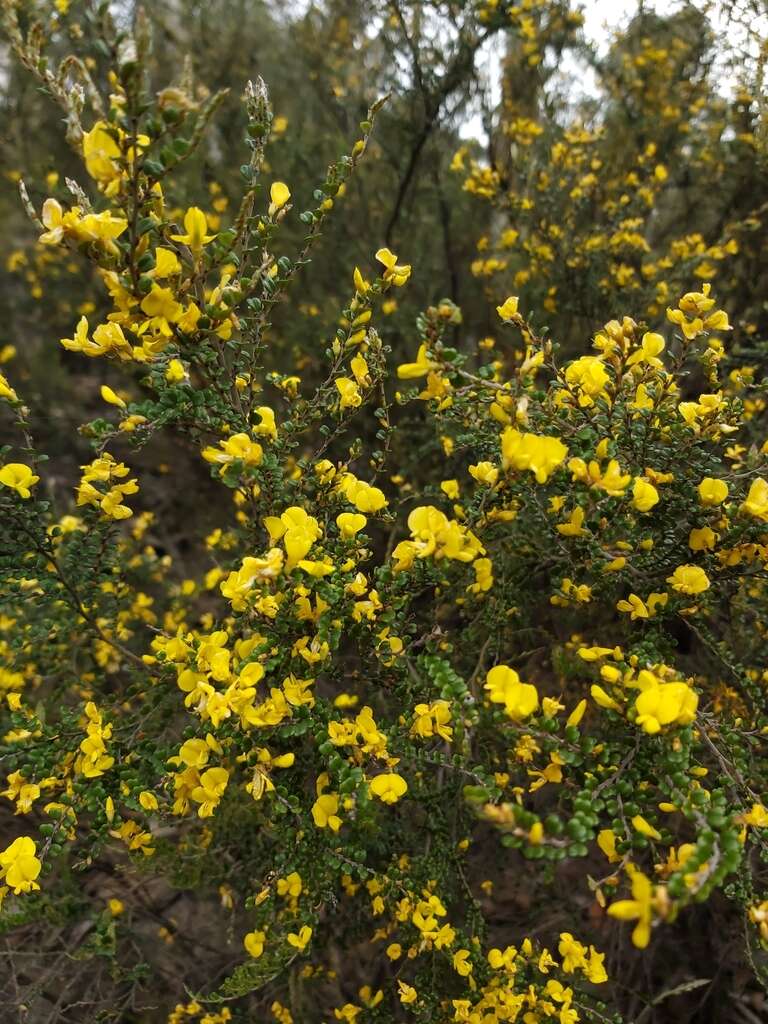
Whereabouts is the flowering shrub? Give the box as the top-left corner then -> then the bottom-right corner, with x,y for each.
1,2 -> 768,1022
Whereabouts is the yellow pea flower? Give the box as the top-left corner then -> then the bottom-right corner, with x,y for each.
0,836 -> 41,894
452,949 -> 473,976
287,924 -> 312,951
244,929 -> 266,958
0,372 -> 18,402
741,477 -> 768,520
0,463 -> 40,499
484,665 -> 539,720
597,828 -> 620,863
607,865 -> 654,948
369,773 -> 408,804
269,181 -> 291,214
336,512 -> 367,538
698,477 -> 728,506
564,355 -> 609,406
311,792 -> 342,832
82,121 -> 121,187
496,295 -> 519,320
375,247 -> 411,287
165,359 -> 186,384
398,981 -> 417,1004
100,385 -> 126,409
590,685 -> 622,713
667,564 -> 710,594
397,343 -> 438,380
336,377 -> 362,409
500,428 -> 568,484
170,207 -> 216,255
632,815 -> 662,841
190,766 -> 229,818
566,699 -> 587,727
634,681 -> 698,734
632,478 -> 659,512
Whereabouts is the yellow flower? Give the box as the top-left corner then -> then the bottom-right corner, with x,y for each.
441,478 -> 460,500
607,865 -> 654,948
558,932 -> 587,972
151,246 -> 181,278
590,685 -> 622,713
277,871 -> 302,900
667,564 -> 710,595
336,377 -> 362,409
632,478 -> 659,512
411,700 -> 453,741
353,266 -> 370,294
634,680 -> 698,734
689,526 -> 717,551
397,981 -> 417,1004
244,929 -> 266,958
82,121 -> 121,187
190,766 -> 229,818
0,836 -> 41,894
632,815 -> 662,841
740,803 -> 768,828
312,792 -> 342,832
501,428 -> 568,484
375,247 -> 411,287
599,459 -> 632,496
254,406 -> 277,440
287,924 -> 312,951
350,353 -> 370,385
397,343 -> 438,380
698,477 -> 728,506
484,665 -> 539,720
617,594 -> 649,619
0,463 -> 40,499
177,737 -> 211,768
564,355 -> 609,406
170,207 -> 216,255
627,331 -> 665,368
597,828 -> 620,863
140,284 -> 183,324
0,372 -> 18,402
38,197 -> 68,244
468,556 -> 494,594
100,385 -> 126,409
165,358 -> 186,384
496,295 -> 519,320
452,949 -> 473,976
566,699 -> 587,727
264,506 -> 322,569
269,181 -> 291,214
336,512 -> 367,538
469,461 -> 499,485
584,945 -> 608,984
369,773 -> 408,804
203,433 -> 263,469
557,506 -> 588,537
742,477 -> 768,520
337,473 -> 388,512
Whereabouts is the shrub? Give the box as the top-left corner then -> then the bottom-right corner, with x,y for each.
1,2 -> 767,1022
